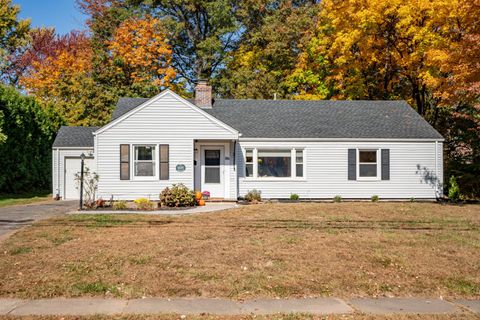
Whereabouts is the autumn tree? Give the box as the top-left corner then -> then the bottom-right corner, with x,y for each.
289,0 -> 461,117
77,0 -> 136,93
19,31 -> 115,126
425,0 -> 480,197
0,0 -> 30,84
108,15 -> 176,96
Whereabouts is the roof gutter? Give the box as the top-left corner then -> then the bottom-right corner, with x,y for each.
51,146 -> 95,149
239,137 -> 445,142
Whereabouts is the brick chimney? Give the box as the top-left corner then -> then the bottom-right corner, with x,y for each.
194,79 -> 212,109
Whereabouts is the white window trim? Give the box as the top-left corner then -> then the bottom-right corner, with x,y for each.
356,148 -> 380,181
244,147 -> 306,181
131,144 -> 158,180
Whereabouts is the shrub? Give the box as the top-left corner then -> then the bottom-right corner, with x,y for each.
0,85 -> 62,193
74,166 -> 99,208
290,193 -> 299,200
113,200 -> 127,210
245,189 -> 262,202
333,195 -> 342,203
160,184 -> 196,207
371,195 -> 379,202
448,176 -> 462,202
134,198 -> 155,210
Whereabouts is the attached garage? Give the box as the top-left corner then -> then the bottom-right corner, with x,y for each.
52,126 -> 99,200
63,157 -> 96,200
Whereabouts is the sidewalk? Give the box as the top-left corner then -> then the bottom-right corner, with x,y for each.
0,297 -> 478,316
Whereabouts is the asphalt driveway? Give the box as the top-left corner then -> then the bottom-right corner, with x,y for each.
0,200 -> 77,239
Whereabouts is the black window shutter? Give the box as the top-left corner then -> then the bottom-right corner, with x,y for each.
348,149 -> 356,180
159,144 -> 169,180
120,144 -> 130,180
381,149 -> 390,180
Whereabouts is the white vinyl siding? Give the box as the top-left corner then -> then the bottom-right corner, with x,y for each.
237,140 -> 442,199
95,91 -> 237,200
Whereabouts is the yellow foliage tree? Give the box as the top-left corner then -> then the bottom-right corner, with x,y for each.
108,16 -> 176,93
291,0 -> 474,118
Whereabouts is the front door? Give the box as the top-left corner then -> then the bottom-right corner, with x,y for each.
201,146 -> 224,198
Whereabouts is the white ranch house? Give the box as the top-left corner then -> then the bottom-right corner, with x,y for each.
52,81 -> 444,201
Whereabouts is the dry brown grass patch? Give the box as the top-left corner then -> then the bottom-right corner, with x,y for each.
0,203 -> 478,299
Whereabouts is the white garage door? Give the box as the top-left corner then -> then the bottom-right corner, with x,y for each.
64,157 -> 96,200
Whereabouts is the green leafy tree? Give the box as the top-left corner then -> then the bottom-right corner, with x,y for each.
0,85 -> 63,193
215,1 -> 320,99
139,0 -> 243,83
0,0 -> 30,84
0,111 -> 6,143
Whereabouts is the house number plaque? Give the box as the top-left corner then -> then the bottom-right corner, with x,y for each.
176,164 -> 186,172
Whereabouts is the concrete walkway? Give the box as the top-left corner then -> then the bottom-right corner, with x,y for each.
68,202 -> 239,215
0,297 -> 478,316
0,200 -> 77,240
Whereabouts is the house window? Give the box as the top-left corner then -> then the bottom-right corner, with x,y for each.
245,148 -> 304,179
134,145 -> 156,177
258,150 -> 291,177
358,150 -> 378,178
296,150 -> 304,177
245,149 -> 253,177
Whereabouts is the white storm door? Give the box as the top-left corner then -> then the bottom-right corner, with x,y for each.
201,147 -> 224,198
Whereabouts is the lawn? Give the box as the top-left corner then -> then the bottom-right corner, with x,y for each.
0,191 -> 51,208
0,203 -> 478,300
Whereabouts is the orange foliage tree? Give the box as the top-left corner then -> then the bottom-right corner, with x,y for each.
18,31 -> 114,126
108,16 -> 176,95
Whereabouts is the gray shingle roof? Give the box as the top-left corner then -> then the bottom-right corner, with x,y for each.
111,97 -> 443,140
112,98 -> 150,120
52,126 -> 99,148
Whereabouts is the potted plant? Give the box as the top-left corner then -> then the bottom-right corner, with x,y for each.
202,191 -> 210,200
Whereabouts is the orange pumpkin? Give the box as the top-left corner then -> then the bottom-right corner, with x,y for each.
195,191 -> 202,200
197,199 -> 205,206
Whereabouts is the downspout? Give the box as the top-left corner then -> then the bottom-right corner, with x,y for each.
233,140 -> 236,171
57,148 -> 61,199
435,141 -> 438,199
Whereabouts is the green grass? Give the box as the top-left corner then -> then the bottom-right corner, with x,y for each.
72,281 -> 120,296
0,191 -> 51,208
445,277 -> 479,295
9,246 -> 32,255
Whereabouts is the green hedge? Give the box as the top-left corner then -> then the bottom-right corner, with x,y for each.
0,85 -> 62,193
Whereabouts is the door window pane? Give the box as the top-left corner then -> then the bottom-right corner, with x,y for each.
205,150 -> 220,166
257,150 -> 291,177
205,167 -> 220,183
